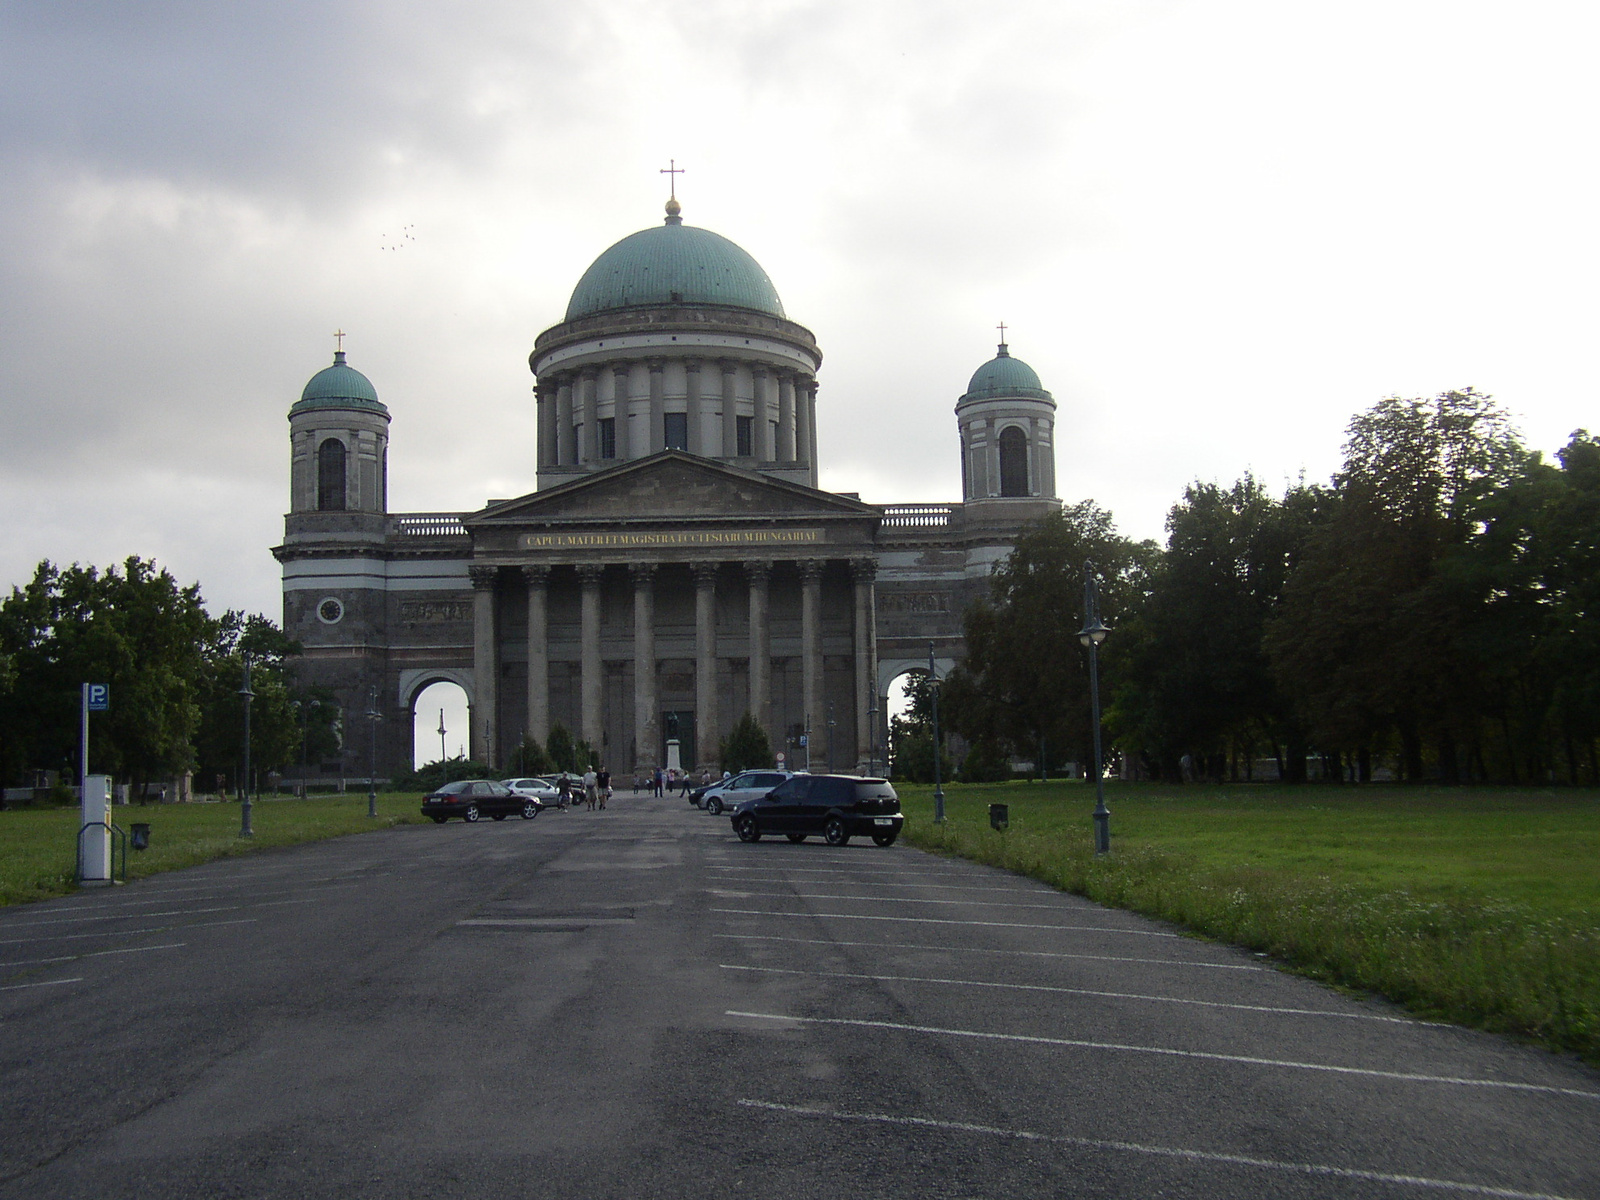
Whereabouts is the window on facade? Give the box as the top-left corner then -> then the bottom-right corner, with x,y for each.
380,448 -> 388,510
573,423 -> 583,462
736,415 -> 753,457
317,438 -> 347,511
998,425 -> 1029,497
769,420 -> 778,458
663,411 -> 688,452
598,417 -> 616,460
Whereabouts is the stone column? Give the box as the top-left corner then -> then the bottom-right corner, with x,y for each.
851,558 -> 877,770
744,559 -> 771,734
610,364 -> 632,459
1030,416 -> 1041,496
777,373 -> 796,463
693,562 -> 720,767
648,358 -> 666,454
536,382 -> 555,468
720,360 -> 739,458
577,563 -> 605,754
631,563 -> 657,773
469,565 -> 499,765
580,369 -> 599,465
989,423 -> 1002,497
523,565 -> 549,745
800,559 -> 824,769
556,377 -> 574,466
803,379 -> 820,485
752,368 -> 772,461
686,359 -> 707,456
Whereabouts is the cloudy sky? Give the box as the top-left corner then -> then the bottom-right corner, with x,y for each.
3,1 -> 1597,754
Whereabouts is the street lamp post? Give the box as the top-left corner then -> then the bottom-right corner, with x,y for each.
366,688 -> 382,819
239,656 -> 255,838
868,702 -> 879,776
1078,563 -> 1111,855
826,702 -> 836,774
929,641 -> 945,824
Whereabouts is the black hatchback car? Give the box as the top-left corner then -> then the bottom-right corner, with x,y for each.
421,779 -> 540,823
729,775 -> 902,846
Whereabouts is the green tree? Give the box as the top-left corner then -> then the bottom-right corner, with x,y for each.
942,503 -> 1152,770
1266,390 -> 1524,781
502,734 -> 552,776
720,712 -> 772,772
545,723 -> 580,774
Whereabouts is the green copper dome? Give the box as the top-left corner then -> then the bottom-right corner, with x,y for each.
566,205 -> 785,320
290,352 -> 388,417
963,345 -> 1052,402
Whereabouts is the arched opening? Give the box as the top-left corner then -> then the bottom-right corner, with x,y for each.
412,680 -> 470,769
318,438 -> 348,511
998,425 -> 1029,497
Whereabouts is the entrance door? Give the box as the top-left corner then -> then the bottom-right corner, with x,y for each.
662,711 -> 696,770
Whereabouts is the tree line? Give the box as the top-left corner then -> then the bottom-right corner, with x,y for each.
916,390 -> 1600,785
0,558 -> 338,797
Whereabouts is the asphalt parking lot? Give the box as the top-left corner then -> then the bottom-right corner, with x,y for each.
1,793 -> 1596,1199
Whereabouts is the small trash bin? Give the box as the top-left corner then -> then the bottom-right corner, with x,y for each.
130,823 -> 151,851
989,803 -> 1008,832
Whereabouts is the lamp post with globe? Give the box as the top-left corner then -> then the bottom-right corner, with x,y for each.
1078,563 -> 1111,855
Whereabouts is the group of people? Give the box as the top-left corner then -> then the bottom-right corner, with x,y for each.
555,769 -> 612,810
632,767 -> 710,797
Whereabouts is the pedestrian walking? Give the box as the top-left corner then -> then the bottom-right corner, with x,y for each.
583,766 -> 598,810
597,768 -> 610,810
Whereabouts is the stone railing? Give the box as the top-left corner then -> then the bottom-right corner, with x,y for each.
879,504 -> 956,528
391,513 -> 468,538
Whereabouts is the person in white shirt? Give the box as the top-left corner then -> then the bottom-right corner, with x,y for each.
583,768 -> 598,810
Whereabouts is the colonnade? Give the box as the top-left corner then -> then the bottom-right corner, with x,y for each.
468,557 -> 877,773
535,361 -> 820,468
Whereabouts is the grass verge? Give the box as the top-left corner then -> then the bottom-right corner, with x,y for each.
899,782 -> 1600,1067
0,795 -> 429,907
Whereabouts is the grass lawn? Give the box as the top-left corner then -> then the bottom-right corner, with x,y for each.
0,794 -> 430,907
899,781 -> 1600,1066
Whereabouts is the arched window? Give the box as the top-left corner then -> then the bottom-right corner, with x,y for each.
318,438 -> 347,511
998,426 -> 1029,497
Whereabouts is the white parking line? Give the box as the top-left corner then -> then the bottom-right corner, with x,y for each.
726,1012 -> 1600,1101
711,866 -> 1040,888
709,874 -> 1045,895
735,1100 -> 1581,1200
3,905 -> 241,928
0,977 -> 84,992
718,964 -> 1412,1023
0,918 -> 257,945
712,908 -> 1180,937
713,934 -> 1261,971
713,890 -> 1107,913
0,943 -> 186,969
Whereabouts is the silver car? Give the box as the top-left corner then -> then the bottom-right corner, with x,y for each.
701,770 -> 798,815
502,777 -> 561,807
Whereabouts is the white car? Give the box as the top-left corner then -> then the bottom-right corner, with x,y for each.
502,777 -> 561,807
699,770 -> 799,815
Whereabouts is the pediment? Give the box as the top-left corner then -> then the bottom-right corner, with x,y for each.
465,452 -> 878,527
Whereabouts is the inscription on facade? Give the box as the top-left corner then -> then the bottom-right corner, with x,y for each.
518,529 -> 824,550
878,591 -> 951,614
399,599 -> 472,622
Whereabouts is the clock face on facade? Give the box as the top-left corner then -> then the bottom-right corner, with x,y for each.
317,597 -> 345,625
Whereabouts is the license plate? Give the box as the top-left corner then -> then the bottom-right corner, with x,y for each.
874,818 -> 893,825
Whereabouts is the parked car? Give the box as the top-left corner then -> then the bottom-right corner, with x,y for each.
421,779 -> 540,823
502,776 -> 561,808
697,769 -> 797,815
729,775 -> 902,846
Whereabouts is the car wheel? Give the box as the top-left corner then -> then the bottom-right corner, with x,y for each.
522,803 -> 540,820
824,816 -> 850,846
463,804 -> 481,823
786,833 -> 807,843
735,815 -> 761,843
705,797 -> 722,816
430,815 -> 447,824
871,830 -> 898,847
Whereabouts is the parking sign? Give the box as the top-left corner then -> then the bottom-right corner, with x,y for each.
86,684 -> 109,712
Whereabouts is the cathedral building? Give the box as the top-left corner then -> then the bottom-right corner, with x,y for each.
274,198 -> 1061,779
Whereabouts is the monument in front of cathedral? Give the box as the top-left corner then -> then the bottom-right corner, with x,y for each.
274,196 -> 1061,781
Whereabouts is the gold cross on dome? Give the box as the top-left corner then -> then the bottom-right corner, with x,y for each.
660,159 -> 685,200
996,321 -> 1008,345
334,329 -> 346,353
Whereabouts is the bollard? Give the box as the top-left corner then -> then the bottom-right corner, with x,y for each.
989,803 -> 1008,832
130,823 -> 150,851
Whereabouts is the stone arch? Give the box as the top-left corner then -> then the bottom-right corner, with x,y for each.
317,437 -> 348,511
998,424 -> 1029,497
402,669 -> 476,769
